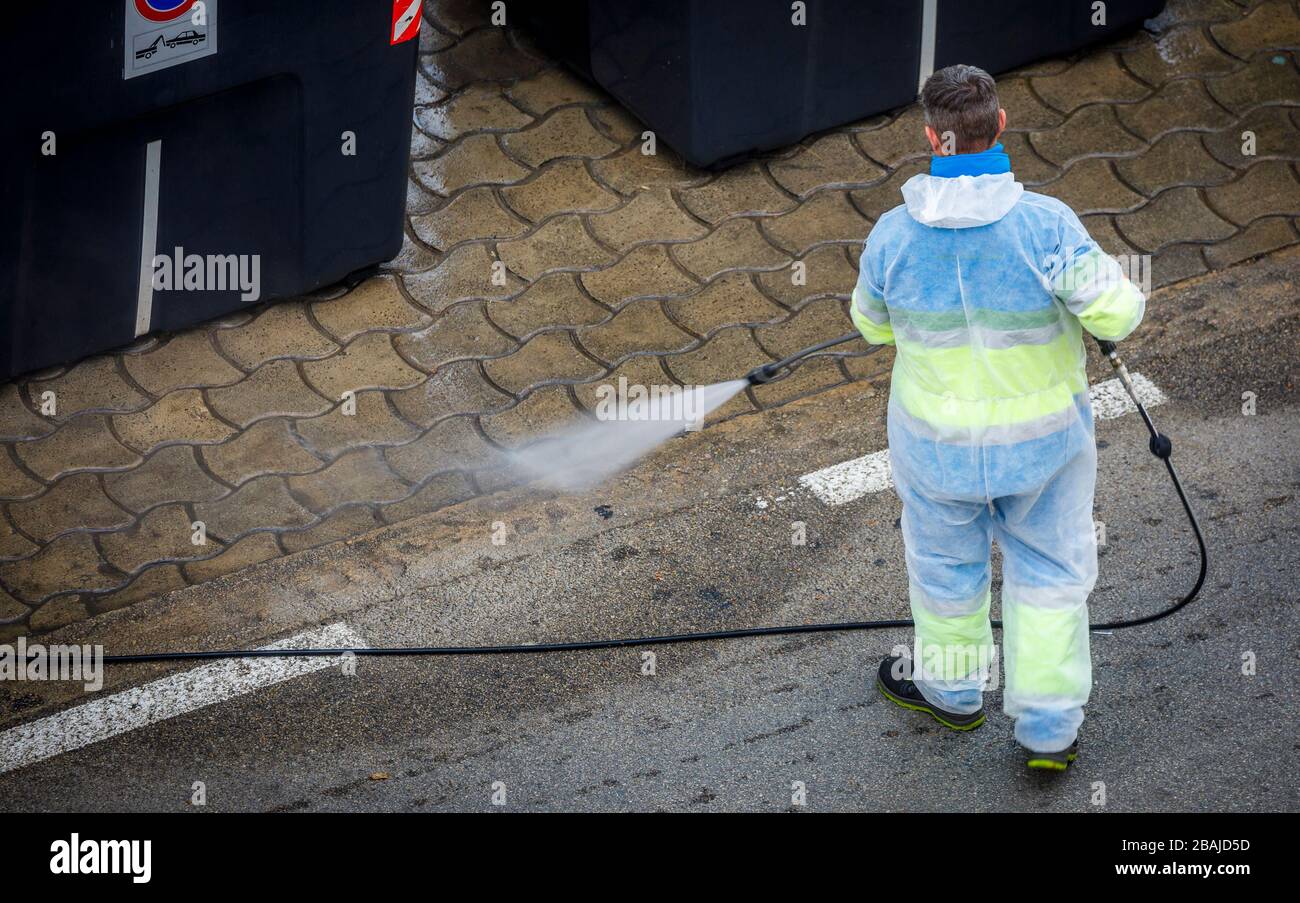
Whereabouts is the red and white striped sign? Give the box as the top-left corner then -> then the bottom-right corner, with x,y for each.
391,0 -> 422,45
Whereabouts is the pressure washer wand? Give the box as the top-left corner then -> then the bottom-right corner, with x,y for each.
746,331 -> 863,384
1095,339 -> 1168,455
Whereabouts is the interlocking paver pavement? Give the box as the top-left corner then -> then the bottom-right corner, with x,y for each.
2,0 -> 1298,637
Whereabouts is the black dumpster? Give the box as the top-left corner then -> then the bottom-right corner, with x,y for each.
0,0 -> 421,379
516,0 -> 1164,169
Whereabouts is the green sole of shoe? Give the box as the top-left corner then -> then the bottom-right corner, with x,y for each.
1026,752 -> 1078,771
876,678 -> 986,732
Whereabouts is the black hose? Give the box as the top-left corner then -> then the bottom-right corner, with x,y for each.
102,341 -> 1206,665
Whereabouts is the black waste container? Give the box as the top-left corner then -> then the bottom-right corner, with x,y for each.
517,0 -> 1164,169
0,0 -> 421,379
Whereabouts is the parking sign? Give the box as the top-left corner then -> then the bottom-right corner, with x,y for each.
124,0 -> 219,80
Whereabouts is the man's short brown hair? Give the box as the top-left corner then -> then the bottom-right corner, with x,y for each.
921,64 -> 1001,154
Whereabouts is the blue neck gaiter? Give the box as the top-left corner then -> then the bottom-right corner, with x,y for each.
930,142 -> 1011,178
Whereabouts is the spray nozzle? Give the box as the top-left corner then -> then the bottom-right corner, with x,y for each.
745,331 -> 865,386
745,362 -> 782,385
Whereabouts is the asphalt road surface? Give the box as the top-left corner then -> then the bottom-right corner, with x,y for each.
1,254 -> 1297,812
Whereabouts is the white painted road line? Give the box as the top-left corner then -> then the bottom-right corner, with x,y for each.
799,372 -> 1167,506
799,450 -> 893,506
0,622 -> 364,776
1089,372 -> 1167,421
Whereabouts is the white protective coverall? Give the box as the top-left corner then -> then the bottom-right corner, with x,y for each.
852,145 -> 1145,752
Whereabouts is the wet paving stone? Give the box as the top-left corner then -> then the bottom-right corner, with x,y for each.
486,273 -> 610,339
0,532 -> 122,603
1115,79 -> 1236,141
413,133 -> 531,196
26,357 -> 150,421
482,331 -> 604,394
395,302 -> 518,371
123,330 -> 244,395
850,160 -> 929,221
287,448 -> 413,515
415,83 -> 534,141
665,273 -> 787,336
113,389 -> 238,453
0,385 -> 54,442
678,162 -> 798,224
1040,158 -> 1147,213
9,473 -> 133,543
309,276 -> 432,344
183,531 -> 281,584
500,106 -> 620,168
386,415 -> 502,481
89,564 -> 188,616
479,384 -> 581,448
379,472 -> 478,525
301,333 -> 426,399
1205,52 -> 1300,114
104,445 -> 228,511
15,416 -> 141,480
1115,132 -> 1236,195
1030,53 -> 1151,113
0,453 -> 42,501
410,187 -> 531,252
576,299 -> 695,361
586,188 -> 709,250
402,244 -> 528,313
589,146 -> 707,195
1205,160 -> 1300,224
1201,106 -> 1300,167
579,245 -> 699,306
215,303 -> 338,369
1030,105 -> 1148,166
200,419 -> 323,486
499,215 -> 618,279
293,392 -> 420,460
1117,185 -> 1238,250
206,360 -> 334,429
1210,0 -> 1300,58
507,66 -> 608,116
767,133 -> 886,197
389,360 -> 512,427
98,504 -> 203,574
754,245 -> 857,307
192,475 -> 315,541
500,159 -> 621,222
281,505 -> 384,554
670,219 -> 793,281
762,190 -> 871,255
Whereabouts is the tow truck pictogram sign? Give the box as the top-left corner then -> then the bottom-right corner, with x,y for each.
123,0 -> 219,80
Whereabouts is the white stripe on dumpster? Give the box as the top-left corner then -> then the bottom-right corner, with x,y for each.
0,622 -> 364,776
798,373 -> 1167,506
134,139 -> 162,337
917,0 -> 938,95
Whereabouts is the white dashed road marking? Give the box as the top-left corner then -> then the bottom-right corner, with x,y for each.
0,622 -> 364,776
1088,372 -> 1167,420
798,373 -> 1166,506
798,450 -> 894,506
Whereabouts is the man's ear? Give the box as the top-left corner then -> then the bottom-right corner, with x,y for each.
925,125 -> 944,154
995,108 -> 1007,142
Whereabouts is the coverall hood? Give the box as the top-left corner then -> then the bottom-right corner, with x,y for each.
901,172 -> 1025,229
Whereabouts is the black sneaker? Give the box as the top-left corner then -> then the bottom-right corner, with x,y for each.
1025,743 -> 1079,772
875,655 -> 986,731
